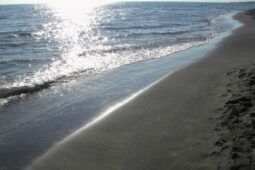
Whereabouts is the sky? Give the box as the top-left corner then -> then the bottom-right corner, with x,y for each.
0,0 -> 254,4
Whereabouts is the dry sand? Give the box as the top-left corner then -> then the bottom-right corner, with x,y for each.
27,11 -> 255,170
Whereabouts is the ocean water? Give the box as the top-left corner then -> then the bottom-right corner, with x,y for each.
1,2 -> 255,106
1,2 -> 255,169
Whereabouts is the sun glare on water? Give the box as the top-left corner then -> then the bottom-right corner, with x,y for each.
13,0 -> 126,90
43,0 -> 116,11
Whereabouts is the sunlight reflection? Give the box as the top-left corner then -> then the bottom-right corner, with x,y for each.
4,0 -> 223,95
43,0 -> 115,9
42,0 -> 116,13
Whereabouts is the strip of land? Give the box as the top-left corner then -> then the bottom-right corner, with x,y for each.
27,11 -> 255,170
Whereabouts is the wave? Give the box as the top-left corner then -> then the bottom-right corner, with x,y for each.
0,82 -> 52,99
0,66 -> 94,100
0,31 -> 33,39
102,24 -> 175,30
0,94 -> 26,107
104,22 -> 195,31
79,37 -> 204,56
17,32 -> 33,37
0,39 -> 210,105
79,37 -> 202,56
0,16 -> 8,20
0,42 -> 30,48
106,30 -> 197,40
0,4 -> 238,108
200,17 -> 215,24
0,59 -> 41,65
78,44 -> 161,55
130,30 -> 189,37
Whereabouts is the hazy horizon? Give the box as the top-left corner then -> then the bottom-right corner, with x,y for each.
0,0 -> 255,5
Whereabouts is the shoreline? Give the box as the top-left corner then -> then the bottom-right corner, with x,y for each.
0,10 -> 243,170
0,13 -> 241,170
0,12 -> 239,107
27,11 -> 255,170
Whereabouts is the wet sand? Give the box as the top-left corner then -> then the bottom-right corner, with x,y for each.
27,11 -> 255,169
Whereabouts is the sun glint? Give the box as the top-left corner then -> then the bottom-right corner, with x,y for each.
42,0 -> 116,11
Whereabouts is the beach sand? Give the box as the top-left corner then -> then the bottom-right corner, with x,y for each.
27,10 -> 255,170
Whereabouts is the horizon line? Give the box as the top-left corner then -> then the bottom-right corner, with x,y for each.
0,0 -> 255,5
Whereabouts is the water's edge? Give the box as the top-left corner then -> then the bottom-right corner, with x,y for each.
25,12 -> 243,168
0,12 -> 243,170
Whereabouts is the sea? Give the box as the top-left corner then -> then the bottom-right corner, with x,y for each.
1,2 -> 255,169
1,2 -> 255,105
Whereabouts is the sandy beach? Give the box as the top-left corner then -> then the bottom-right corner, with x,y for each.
27,10 -> 255,170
